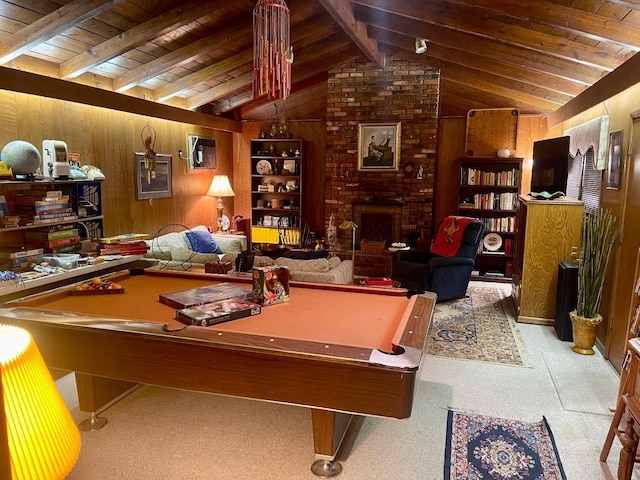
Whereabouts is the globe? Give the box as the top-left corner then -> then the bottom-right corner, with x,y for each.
1,140 -> 41,176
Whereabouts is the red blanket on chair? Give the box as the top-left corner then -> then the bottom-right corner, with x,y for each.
430,216 -> 475,257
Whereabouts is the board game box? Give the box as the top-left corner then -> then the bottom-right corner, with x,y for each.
176,298 -> 262,326
159,282 -> 255,310
252,266 -> 290,306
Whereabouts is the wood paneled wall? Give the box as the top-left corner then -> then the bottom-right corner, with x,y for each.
0,89 -> 234,238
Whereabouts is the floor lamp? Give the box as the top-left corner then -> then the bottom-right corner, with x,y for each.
207,175 -> 235,232
0,324 -> 81,479
339,220 -> 358,285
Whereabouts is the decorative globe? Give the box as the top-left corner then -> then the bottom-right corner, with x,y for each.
1,140 -> 41,175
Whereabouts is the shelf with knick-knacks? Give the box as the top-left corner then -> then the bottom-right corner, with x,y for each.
250,139 -> 303,245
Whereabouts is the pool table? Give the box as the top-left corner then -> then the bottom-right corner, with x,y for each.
0,268 -> 435,476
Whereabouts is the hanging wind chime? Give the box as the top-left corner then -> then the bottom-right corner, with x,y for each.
140,124 -> 156,184
253,0 -> 291,100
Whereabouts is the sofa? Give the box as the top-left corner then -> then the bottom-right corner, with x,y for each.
144,225 -> 354,285
144,225 -> 247,268
253,255 -> 353,285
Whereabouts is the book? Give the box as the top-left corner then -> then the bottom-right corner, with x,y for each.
26,235 -> 81,248
25,228 -> 79,240
176,298 -> 261,326
0,247 -> 44,259
0,195 -> 8,216
159,283 -> 255,310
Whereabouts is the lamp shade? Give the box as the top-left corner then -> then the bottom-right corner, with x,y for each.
0,324 -> 81,480
207,175 -> 235,198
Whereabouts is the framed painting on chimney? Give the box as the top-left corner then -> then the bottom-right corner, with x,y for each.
357,122 -> 401,171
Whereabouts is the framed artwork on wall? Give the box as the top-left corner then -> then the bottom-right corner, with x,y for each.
606,129 -> 624,190
135,153 -> 172,200
357,122 -> 401,171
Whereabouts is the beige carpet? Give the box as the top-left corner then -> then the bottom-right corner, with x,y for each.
426,286 -> 526,366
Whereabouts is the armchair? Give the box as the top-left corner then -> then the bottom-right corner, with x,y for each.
392,216 -> 484,302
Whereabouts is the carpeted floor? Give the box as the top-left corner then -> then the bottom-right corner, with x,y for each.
445,410 -> 566,480
426,287 -> 525,366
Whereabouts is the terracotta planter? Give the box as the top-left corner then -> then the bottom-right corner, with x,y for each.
569,311 -> 603,355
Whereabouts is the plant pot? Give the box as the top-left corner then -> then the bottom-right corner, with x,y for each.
569,311 -> 603,355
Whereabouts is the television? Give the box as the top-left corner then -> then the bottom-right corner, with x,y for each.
531,136 -> 570,194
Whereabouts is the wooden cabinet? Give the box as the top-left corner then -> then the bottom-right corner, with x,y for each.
511,195 -> 583,325
250,139 -> 303,245
458,157 -> 522,282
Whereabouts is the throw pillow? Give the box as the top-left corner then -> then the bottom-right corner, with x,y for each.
185,230 -> 223,254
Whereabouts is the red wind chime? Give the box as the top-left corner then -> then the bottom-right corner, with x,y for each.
253,0 -> 291,99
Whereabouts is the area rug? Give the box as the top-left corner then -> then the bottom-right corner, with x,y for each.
426,287 -> 525,365
445,410 -> 567,480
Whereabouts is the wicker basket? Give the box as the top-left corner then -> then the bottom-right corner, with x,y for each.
360,240 -> 385,254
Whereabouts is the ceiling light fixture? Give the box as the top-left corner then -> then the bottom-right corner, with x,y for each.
253,0 -> 291,100
415,37 -> 428,54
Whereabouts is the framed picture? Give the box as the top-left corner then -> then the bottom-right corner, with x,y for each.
135,153 -> 172,200
186,135 -> 216,171
357,122 -> 401,171
606,129 -> 624,190
282,159 -> 297,174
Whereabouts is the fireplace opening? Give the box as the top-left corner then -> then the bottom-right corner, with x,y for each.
352,202 -> 402,248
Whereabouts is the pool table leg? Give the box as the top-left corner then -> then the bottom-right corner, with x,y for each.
310,409 -> 354,477
75,373 -> 137,431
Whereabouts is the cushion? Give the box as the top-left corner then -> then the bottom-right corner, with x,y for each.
327,256 -> 341,269
253,256 -> 275,267
275,257 -> 329,273
172,248 -> 222,263
185,230 -> 223,254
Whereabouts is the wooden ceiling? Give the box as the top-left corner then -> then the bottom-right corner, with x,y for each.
1,0 -> 639,127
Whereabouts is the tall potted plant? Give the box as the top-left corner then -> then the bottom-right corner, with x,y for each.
570,207 -> 619,355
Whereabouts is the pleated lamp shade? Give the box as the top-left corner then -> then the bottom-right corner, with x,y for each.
0,324 -> 81,480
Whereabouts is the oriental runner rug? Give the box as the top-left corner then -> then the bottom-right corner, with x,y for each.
426,286 -> 525,366
444,410 -> 567,480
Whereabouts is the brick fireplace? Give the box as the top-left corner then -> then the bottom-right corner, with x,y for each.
352,202 -> 402,246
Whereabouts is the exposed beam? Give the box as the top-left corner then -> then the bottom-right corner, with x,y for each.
547,52 -> 640,126
317,0 -> 385,68
0,0 -> 121,65
448,0 -> 640,50
353,0 -> 621,71
186,72 -> 252,110
60,0 -> 213,79
113,17 -> 252,92
0,66 -> 241,132
155,50 -> 252,102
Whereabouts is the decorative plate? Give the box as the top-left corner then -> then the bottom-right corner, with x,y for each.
483,233 -> 503,252
256,159 -> 272,175
221,214 -> 230,231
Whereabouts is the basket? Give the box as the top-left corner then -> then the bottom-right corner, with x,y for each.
360,240 -> 385,254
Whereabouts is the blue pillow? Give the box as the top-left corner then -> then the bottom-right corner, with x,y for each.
185,230 -> 223,254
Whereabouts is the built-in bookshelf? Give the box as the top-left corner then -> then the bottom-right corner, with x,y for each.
458,157 -> 522,282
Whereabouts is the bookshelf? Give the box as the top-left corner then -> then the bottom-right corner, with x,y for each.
458,157 -> 522,282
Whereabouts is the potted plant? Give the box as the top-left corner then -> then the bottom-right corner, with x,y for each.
570,207 -> 619,354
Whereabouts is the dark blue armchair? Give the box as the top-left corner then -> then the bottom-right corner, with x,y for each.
392,217 -> 484,302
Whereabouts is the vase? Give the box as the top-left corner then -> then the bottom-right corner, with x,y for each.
569,311 -> 603,355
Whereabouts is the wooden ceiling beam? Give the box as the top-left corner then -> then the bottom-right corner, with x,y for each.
0,0 -> 121,65
353,0 -> 621,70
356,4 -> 604,86
317,0 -> 385,68
447,0 -> 640,50
186,72 -> 252,110
114,17 -> 252,92
376,31 -> 586,98
0,65 -> 241,132
155,50 -> 252,102
60,0 -> 214,79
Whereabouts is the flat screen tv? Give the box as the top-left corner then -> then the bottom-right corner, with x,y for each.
531,136 -> 570,194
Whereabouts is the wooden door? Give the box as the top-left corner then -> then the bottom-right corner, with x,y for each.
607,114 -> 640,372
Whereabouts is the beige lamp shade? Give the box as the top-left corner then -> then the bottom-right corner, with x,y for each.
0,324 -> 81,480
207,175 -> 235,198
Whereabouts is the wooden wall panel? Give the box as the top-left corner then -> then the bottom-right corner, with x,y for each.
0,90 -> 234,239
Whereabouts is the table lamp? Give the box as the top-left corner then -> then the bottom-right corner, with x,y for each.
207,175 -> 235,232
339,220 -> 358,285
0,324 -> 81,480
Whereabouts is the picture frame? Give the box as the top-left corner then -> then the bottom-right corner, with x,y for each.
186,134 -> 216,171
357,122 -> 401,171
282,159 -> 297,174
606,129 -> 624,190
135,153 -> 172,200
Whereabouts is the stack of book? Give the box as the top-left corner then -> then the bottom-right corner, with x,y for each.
25,224 -> 82,254
99,239 -> 149,256
0,246 -> 44,272
15,190 -> 78,225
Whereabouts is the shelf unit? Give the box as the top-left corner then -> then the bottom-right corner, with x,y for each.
458,157 -> 522,282
250,138 -> 303,245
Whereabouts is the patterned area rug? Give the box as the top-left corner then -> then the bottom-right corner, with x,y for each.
426,287 -> 525,365
445,410 -> 567,480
